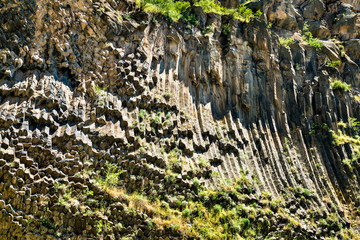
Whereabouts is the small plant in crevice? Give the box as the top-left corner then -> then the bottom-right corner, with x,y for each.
202,24 -> 215,37
198,157 -> 210,169
331,79 -> 351,92
193,177 -> 200,190
94,161 -> 125,190
235,4 -> 262,22
139,109 -> 148,120
93,84 -> 107,106
300,22 -> 323,50
331,118 -> 360,171
98,5 -> 105,13
349,117 -> 360,131
327,60 -> 341,68
163,92 -> 172,99
40,216 -> 55,229
309,123 -> 329,135
167,148 -> 183,172
339,44 -> 345,57
221,24 -> 231,36
184,13 -> 200,26
279,37 -> 293,49
95,220 -> 112,236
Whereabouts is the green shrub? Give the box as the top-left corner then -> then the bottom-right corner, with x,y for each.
213,204 -> 222,215
327,60 -> 341,68
198,157 -> 210,168
95,220 -> 112,236
139,0 -> 191,20
331,79 -> 351,92
168,148 -> 183,171
182,208 -> 191,218
339,44 -> 345,57
303,188 -> 312,199
137,0 -> 261,22
343,158 -> 354,171
306,37 -> 323,50
193,178 -> 200,189
93,84 -> 107,105
279,37 -> 293,49
301,22 -> 323,50
202,24 -> 214,37
234,4 -> 262,22
349,118 -> 360,131
221,24 -> 231,35
154,115 -> 162,124
184,13 -> 200,25
170,224 -> 180,231
139,109 -> 147,119
95,220 -> 104,235
241,218 -> 251,229
197,0 -> 224,14
310,123 -> 329,135
63,188 -> 72,200
95,162 -> 124,190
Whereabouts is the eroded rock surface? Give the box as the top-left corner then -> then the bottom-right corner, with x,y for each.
1,0 -> 360,239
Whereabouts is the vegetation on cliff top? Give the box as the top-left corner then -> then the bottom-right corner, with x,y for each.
135,0 -> 262,22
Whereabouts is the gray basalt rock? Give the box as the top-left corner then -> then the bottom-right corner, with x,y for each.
0,0 -> 360,239
301,0 -> 326,20
266,1 -> 298,30
306,20 -> 331,39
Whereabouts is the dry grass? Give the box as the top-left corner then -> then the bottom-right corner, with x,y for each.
106,187 -> 126,198
106,186 -> 188,230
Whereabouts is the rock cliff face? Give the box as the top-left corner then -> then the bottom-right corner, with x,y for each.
1,0 -> 360,239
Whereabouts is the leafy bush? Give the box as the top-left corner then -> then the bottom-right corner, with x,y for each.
310,123 -> 329,135
193,178 -> 200,189
221,24 -> 231,35
327,60 -> 341,68
213,204 -> 222,215
139,0 -> 191,20
93,84 -> 107,105
139,109 -> 147,119
197,0 -> 224,14
95,220 -> 112,236
167,148 -> 183,172
184,13 -> 200,25
198,157 -> 210,168
279,37 -> 293,49
241,218 -> 251,229
234,4 -> 262,22
331,79 -> 351,92
136,0 -> 261,22
349,117 -> 360,131
301,22 -> 323,50
332,118 -> 360,171
202,24 -> 214,37
182,208 -> 191,218
95,162 -> 124,190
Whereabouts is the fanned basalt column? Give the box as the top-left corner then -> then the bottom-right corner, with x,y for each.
0,0 -> 360,239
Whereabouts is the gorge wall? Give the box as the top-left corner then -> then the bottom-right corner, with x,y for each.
1,0 -> 360,239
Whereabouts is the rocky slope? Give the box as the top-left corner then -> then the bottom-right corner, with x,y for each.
1,0 -> 360,239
